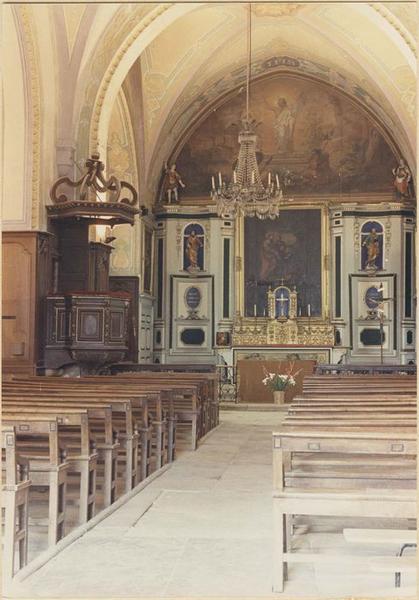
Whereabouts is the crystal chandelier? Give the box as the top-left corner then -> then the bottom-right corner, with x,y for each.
211,3 -> 284,220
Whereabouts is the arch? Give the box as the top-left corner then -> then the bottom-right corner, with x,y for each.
68,2 -> 415,199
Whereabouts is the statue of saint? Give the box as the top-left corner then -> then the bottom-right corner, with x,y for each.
162,163 -> 186,204
185,230 -> 203,271
392,159 -> 412,198
362,228 -> 380,270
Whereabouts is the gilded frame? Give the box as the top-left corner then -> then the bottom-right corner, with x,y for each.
235,203 -> 330,320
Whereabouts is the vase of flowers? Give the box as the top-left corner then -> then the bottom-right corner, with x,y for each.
262,363 -> 300,404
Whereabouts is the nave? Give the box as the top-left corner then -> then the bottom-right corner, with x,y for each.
6,410 -> 416,599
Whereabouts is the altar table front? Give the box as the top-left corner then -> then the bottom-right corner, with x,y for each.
236,359 -> 316,403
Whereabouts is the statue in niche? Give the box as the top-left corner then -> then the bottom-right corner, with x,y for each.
392,159 -> 412,199
184,223 -> 204,272
162,162 -> 186,204
361,222 -> 383,271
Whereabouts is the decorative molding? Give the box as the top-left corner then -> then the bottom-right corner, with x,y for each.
354,217 -> 360,257
176,222 -> 182,258
17,6 -> 41,229
385,215 -> 392,261
232,317 -> 334,347
89,3 -> 173,153
370,3 -> 416,57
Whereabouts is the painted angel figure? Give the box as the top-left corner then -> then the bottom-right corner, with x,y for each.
392,159 -> 412,198
162,162 -> 186,204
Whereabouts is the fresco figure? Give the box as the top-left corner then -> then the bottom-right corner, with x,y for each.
392,159 -> 412,198
162,162 -> 186,203
361,221 -> 383,271
265,97 -> 296,152
184,223 -> 205,272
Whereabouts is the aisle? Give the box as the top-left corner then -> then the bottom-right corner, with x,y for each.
9,412 -> 283,598
7,411 -> 415,598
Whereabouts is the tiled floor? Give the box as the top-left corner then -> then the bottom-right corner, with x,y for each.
6,411 -> 416,598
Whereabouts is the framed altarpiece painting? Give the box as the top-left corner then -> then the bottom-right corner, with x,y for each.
237,206 -> 329,319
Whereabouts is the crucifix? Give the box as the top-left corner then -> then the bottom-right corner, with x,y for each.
276,292 -> 289,318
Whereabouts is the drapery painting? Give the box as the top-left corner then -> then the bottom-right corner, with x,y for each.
176,75 -> 398,197
244,209 -> 322,317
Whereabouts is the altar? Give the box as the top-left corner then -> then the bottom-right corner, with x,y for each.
231,282 -> 334,403
236,359 -> 317,404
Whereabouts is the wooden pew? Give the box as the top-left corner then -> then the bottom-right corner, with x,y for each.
272,426 -> 417,591
2,415 -> 69,547
2,398 -> 117,514
13,376 -> 199,452
3,385 -> 144,492
4,379 -> 170,481
273,380 -> 417,592
2,426 -> 31,581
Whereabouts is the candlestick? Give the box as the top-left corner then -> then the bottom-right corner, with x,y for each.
251,170 -> 255,184
218,172 -> 222,187
211,176 -> 215,190
233,170 -> 237,184
276,174 -> 280,188
268,172 -> 271,186
307,304 -> 311,317
253,304 -> 257,317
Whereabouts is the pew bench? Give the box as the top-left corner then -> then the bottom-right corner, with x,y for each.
2,426 -> 31,582
2,415 -> 69,547
273,488 -> 416,592
272,428 -> 417,592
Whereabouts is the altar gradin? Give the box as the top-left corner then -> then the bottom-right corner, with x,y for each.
232,282 -> 334,346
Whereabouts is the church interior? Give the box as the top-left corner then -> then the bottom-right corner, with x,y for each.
2,1 -> 417,598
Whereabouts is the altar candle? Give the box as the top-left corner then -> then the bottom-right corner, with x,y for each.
307,304 -> 311,317
263,308 -> 266,317
298,307 -> 301,317
233,170 -> 237,184
276,174 -> 280,188
268,172 -> 271,186
251,170 -> 255,184
218,172 -> 222,187
211,176 -> 215,190
253,304 -> 257,316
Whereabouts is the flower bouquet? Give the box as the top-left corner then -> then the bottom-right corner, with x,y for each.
262,362 -> 301,404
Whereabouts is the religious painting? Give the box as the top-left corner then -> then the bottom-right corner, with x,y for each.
216,331 -> 231,347
143,226 -> 154,293
175,74 -> 398,198
244,209 -> 322,317
361,221 -> 383,272
183,223 -> 205,272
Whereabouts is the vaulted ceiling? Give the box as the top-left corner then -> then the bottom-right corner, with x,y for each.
3,2 -> 416,224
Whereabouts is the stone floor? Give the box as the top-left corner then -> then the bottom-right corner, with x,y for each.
6,411 -> 417,598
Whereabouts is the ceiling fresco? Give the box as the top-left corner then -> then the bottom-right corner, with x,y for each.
175,74 -> 398,197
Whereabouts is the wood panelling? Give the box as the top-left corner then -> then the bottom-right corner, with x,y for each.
109,276 -> 139,362
2,232 -> 55,375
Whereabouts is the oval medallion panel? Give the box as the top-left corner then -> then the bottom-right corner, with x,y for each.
185,286 -> 202,310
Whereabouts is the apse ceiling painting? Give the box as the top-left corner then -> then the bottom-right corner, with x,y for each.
176,75 -> 398,197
